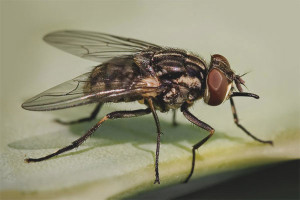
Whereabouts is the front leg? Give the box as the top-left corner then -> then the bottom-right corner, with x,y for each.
229,97 -> 273,145
181,102 -> 215,183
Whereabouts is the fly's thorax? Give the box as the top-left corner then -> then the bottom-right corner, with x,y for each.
155,74 -> 204,111
151,49 -> 207,77
143,49 -> 208,111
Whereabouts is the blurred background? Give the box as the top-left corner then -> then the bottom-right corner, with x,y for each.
1,0 -> 299,199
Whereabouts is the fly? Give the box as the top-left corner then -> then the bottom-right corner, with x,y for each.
22,30 -> 273,184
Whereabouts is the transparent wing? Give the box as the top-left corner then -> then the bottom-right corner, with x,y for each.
22,72 -> 158,111
43,30 -> 161,63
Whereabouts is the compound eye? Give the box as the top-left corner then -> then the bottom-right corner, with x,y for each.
206,68 -> 231,106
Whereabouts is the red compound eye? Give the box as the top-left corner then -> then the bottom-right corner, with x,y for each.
206,68 -> 231,106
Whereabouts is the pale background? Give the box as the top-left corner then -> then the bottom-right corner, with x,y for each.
1,0 -> 299,199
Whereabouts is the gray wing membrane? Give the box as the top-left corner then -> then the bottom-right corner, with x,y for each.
22,72 -> 158,111
22,73 -> 92,111
22,31 -> 161,111
43,30 -> 161,63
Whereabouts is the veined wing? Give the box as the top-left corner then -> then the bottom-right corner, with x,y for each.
22,72 -> 159,111
43,30 -> 162,63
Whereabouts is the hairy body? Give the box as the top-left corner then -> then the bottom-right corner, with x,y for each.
86,49 -> 207,112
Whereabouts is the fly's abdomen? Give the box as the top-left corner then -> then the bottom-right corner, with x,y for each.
85,56 -> 150,103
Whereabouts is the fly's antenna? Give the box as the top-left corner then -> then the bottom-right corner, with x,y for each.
234,71 -> 252,92
234,75 -> 244,92
240,71 -> 251,77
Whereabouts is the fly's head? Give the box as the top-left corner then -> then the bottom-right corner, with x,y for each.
204,54 -> 247,106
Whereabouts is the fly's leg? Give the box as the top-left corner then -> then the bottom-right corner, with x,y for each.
181,102 -> 215,183
172,110 -> 178,126
55,103 -> 103,125
147,98 -> 162,184
25,108 -> 151,163
229,97 -> 273,145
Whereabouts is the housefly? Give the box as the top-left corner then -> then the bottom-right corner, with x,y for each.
22,30 -> 273,184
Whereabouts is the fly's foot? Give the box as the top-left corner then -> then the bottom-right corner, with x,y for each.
154,178 -> 160,184
54,118 -> 70,125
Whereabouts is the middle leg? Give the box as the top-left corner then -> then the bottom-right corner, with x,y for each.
181,102 -> 215,183
147,98 -> 162,184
